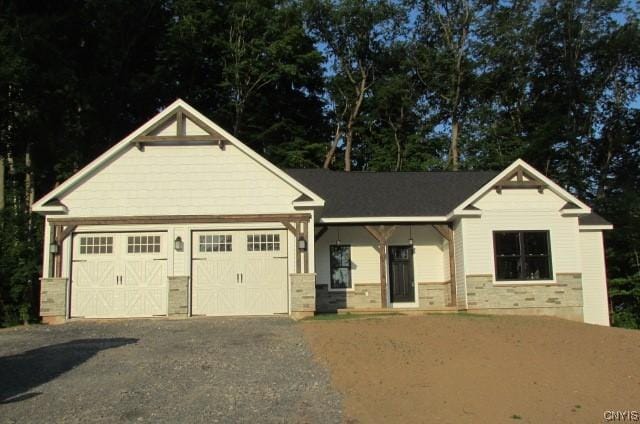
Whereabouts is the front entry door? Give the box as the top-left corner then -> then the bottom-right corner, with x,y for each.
389,246 -> 415,303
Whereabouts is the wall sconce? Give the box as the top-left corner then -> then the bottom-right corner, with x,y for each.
49,242 -> 60,254
174,236 -> 184,252
336,228 -> 341,245
408,225 -> 414,246
297,237 -> 307,251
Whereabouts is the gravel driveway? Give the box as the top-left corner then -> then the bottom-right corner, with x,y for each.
0,317 -> 342,423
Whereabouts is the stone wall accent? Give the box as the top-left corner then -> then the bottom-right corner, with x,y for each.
40,278 -> 68,323
168,276 -> 189,317
465,273 -> 584,320
291,273 -> 316,319
316,283 -> 381,312
417,281 -> 451,308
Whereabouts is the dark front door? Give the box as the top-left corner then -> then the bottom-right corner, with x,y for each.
388,246 -> 415,303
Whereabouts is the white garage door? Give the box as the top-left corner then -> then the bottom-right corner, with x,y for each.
70,232 -> 168,318
192,230 -> 288,316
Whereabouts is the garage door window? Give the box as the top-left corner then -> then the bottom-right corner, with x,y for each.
199,235 -> 232,252
80,236 -> 113,254
128,235 -> 161,253
247,234 -> 280,251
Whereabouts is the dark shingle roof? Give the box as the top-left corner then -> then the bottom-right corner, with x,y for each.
578,212 -> 612,226
285,169 -> 498,218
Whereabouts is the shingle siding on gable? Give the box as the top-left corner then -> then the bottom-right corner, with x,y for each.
61,144 -> 301,217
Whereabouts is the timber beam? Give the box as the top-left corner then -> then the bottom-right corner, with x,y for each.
364,225 -> 397,308
432,224 -> 457,308
49,213 -> 312,227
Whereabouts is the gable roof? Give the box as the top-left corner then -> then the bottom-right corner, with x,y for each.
579,212 -> 612,227
452,159 -> 592,214
284,169 -> 498,219
32,99 -> 324,213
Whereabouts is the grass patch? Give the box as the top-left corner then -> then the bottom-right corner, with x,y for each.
510,414 -> 522,420
425,311 -> 497,319
304,312 -> 400,321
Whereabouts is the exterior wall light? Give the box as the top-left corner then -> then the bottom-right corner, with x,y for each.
49,242 -> 60,254
297,237 -> 307,251
174,236 -> 184,252
409,225 -> 414,246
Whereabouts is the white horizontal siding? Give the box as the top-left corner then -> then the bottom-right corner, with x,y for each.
580,230 -> 610,326
463,189 -> 581,277
60,144 -> 301,217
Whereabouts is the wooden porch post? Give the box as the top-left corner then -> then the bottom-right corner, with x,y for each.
433,224 -> 457,307
302,220 -> 309,273
364,225 -> 397,308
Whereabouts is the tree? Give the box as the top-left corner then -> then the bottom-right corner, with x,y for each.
413,0 -> 481,170
306,0 -> 405,171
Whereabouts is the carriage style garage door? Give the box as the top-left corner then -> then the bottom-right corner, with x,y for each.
70,232 -> 168,318
192,230 -> 288,316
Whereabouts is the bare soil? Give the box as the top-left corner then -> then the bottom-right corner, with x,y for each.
301,314 -> 640,424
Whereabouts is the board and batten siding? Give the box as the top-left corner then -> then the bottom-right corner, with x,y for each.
58,143 -> 302,217
462,189 -> 581,277
579,230 -> 610,326
314,225 -> 448,288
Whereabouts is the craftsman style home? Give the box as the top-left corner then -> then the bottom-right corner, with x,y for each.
33,100 -> 613,326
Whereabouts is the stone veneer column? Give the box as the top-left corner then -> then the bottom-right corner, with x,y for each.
290,273 -> 316,320
40,277 -> 68,324
168,276 -> 189,317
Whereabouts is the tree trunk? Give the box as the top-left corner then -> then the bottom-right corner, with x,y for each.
0,155 -> 4,211
25,145 -> 34,211
450,119 -> 460,171
394,130 -> 402,171
323,121 -> 342,169
344,76 -> 368,172
344,122 -> 353,172
7,150 -> 15,212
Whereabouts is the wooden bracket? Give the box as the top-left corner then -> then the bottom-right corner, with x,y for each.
56,225 -> 77,244
314,226 -> 328,242
364,225 -> 396,244
281,221 -> 299,237
432,224 -> 451,242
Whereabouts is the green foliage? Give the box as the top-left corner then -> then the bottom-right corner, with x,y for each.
609,274 -> 640,329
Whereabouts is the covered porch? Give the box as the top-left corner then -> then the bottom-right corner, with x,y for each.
313,223 -> 459,313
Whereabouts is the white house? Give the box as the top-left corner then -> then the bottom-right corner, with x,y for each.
33,100 -> 613,325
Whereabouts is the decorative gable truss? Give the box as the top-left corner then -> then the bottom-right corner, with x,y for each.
450,159 -> 591,217
493,165 -> 547,194
132,106 -> 227,151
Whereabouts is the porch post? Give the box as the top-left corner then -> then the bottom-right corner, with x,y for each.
364,225 -> 397,308
433,224 -> 457,308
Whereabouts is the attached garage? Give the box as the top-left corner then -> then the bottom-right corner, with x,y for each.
191,230 -> 288,316
34,99 -> 319,323
70,232 -> 168,318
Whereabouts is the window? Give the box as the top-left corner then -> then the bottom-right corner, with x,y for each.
80,236 -> 113,254
247,234 -> 280,251
330,245 -> 351,289
199,235 -> 232,252
494,231 -> 552,281
127,235 -> 161,253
